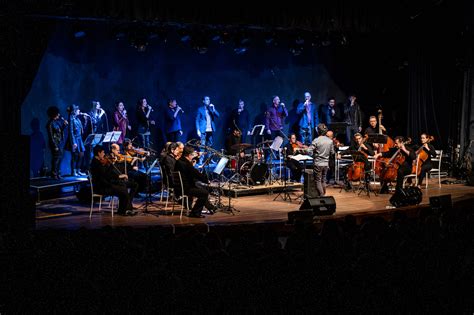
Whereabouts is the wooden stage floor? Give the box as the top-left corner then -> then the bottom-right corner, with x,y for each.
35,179 -> 474,230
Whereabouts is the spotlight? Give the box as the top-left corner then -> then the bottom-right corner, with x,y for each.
289,45 -> 303,56
234,46 -> 247,54
74,31 -> 86,38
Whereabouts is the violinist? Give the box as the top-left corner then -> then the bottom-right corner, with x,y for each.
121,141 -> 148,193
416,133 -> 437,187
89,145 -> 137,216
373,136 -> 415,194
284,134 -> 305,182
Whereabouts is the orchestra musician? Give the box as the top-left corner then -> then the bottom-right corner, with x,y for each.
416,133 -> 437,187
175,146 -> 217,218
108,143 -> 140,199
285,133 -> 305,182
113,101 -> 131,145
364,116 -> 385,135
373,136 -> 415,194
89,145 -> 137,216
348,133 -> 375,170
46,106 -> 68,179
121,140 -> 148,192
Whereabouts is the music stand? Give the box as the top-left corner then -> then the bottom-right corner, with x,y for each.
250,124 -> 265,149
138,158 -> 160,213
347,151 -> 377,197
110,131 -> 122,143
214,156 -> 238,215
268,136 -> 283,184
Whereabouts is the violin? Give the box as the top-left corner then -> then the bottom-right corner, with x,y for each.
291,141 -> 309,153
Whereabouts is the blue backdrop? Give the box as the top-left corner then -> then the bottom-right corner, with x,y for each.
21,24 -> 348,177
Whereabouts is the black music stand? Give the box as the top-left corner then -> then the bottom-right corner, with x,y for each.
214,156 -> 239,215
137,158 -> 160,213
273,147 -> 292,202
348,151 -> 377,197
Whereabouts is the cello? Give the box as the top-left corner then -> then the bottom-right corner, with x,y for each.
346,136 -> 369,182
378,138 -> 412,182
412,135 -> 434,175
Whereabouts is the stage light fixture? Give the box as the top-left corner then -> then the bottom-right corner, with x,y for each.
74,31 -> 86,38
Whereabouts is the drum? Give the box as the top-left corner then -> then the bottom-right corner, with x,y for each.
253,148 -> 264,162
240,161 -> 268,185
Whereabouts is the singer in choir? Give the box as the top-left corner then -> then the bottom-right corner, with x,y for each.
165,98 -> 184,142
265,95 -> 288,140
296,91 -> 318,145
113,101 -> 131,145
136,97 -> 155,149
65,105 -> 86,176
46,106 -> 68,179
88,100 -> 107,134
195,96 -> 220,163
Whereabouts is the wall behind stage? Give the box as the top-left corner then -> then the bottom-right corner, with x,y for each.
21,24 -> 358,177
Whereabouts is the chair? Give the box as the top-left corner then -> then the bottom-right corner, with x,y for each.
427,150 -> 443,188
171,171 -> 190,219
158,161 -> 175,214
88,172 -> 115,219
403,157 -> 419,188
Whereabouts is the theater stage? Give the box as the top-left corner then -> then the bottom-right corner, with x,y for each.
35,179 -> 474,231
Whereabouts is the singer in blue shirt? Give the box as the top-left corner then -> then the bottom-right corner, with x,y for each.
296,91 -> 319,145
165,98 -> 184,142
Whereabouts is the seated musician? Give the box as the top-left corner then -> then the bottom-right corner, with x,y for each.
160,142 -> 179,186
225,128 -> 242,156
416,133 -> 437,187
175,146 -> 217,218
89,145 -> 137,216
108,143 -> 140,203
285,133 -> 305,182
120,141 -> 148,193
373,136 -> 416,194
364,115 -> 387,151
349,133 -> 375,171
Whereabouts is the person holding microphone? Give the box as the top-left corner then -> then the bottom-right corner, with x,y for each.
195,95 -> 220,164
165,98 -> 184,142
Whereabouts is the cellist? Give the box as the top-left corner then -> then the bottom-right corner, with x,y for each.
342,133 -> 375,188
416,133 -> 437,187
373,136 -> 416,194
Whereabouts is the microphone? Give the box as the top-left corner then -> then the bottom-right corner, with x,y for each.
178,107 -> 184,114
280,102 -> 285,107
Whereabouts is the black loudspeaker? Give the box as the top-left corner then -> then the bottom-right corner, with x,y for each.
299,196 -> 336,215
303,169 -> 319,198
429,194 -> 452,213
389,186 -> 423,207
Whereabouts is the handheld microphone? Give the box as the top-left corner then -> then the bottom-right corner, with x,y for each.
281,102 -> 285,107
179,107 -> 184,114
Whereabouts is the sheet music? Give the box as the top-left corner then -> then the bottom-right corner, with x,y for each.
290,154 -> 313,161
102,132 -> 114,143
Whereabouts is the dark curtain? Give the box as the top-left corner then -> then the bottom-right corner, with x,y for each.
0,16 -> 55,231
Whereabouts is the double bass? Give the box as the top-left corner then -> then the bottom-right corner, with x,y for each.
412,135 -> 434,175
374,109 -> 395,176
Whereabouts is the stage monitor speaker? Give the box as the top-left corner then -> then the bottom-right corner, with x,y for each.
303,169 -> 319,198
389,186 -> 422,208
429,194 -> 452,213
299,196 -> 336,215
